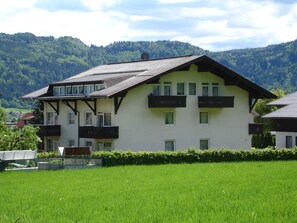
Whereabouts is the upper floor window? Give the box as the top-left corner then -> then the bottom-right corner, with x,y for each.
164,82 -> 172,96
212,83 -> 219,96
165,112 -> 174,125
95,84 -> 105,91
152,84 -> 160,96
47,112 -> 58,125
202,83 -> 209,96
98,112 -> 111,127
68,112 -> 75,125
84,85 -> 95,95
189,83 -> 196,95
53,86 -> 65,96
66,86 -> 72,95
177,83 -> 185,95
200,112 -> 209,124
85,112 -> 93,126
72,86 -> 79,95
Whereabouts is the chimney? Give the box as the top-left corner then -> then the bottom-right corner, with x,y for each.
141,52 -> 149,60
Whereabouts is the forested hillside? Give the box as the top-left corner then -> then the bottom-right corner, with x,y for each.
0,32 -> 296,108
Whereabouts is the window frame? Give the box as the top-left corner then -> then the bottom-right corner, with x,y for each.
286,136 -> 293,148
47,111 -> 58,125
200,139 -> 209,150
202,83 -> 209,96
68,139 -> 75,147
68,112 -> 75,126
212,83 -> 219,96
164,82 -> 172,96
199,111 -> 209,125
165,140 -> 175,152
152,84 -> 161,96
98,142 -> 112,151
177,83 -> 185,95
66,86 -> 72,95
189,83 -> 196,95
164,111 -> 174,125
85,112 -> 93,126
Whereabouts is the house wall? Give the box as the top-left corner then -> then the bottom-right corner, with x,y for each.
275,132 -> 297,148
113,64 -> 253,151
43,64 -> 253,152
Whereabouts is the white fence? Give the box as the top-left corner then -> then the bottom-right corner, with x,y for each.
0,150 -> 37,161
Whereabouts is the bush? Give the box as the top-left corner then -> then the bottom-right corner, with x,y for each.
37,148 -> 297,167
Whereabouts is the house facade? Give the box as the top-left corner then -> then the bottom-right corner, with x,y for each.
263,92 -> 297,148
22,55 -> 275,152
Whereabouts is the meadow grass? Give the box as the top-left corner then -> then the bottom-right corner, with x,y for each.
0,161 -> 297,223
3,108 -> 32,113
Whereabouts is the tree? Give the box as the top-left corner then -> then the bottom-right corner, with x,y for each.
0,104 -> 41,151
252,89 -> 285,148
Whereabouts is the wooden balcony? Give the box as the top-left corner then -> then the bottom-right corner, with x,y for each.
79,126 -> 119,139
249,123 -> 263,134
270,119 -> 297,132
37,125 -> 61,137
198,96 -> 234,108
148,95 -> 186,108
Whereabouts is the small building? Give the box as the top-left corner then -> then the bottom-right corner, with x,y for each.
21,55 -> 275,152
263,92 -> 297,148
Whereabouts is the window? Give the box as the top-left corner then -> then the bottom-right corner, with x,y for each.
72,86 -> 78,95
177,83 -> 185,95
200,139 -> 209,150
212,83 -> 219,96
85,112 -> 92,126
98,142 -> 112,151
164,82 -> 171,96
202,83 -> 209,96
47,112 -> 58,125
104,113 -> 111,126
60,86 -> 65,95
165,140 -> 175,151
79,85 -> 84,94
53,87 -> 60,96
165,112 -> 174,125
189,83 -> 196,95
68,112 -> 75,125
84,85 -> 94,95
286,136 -> 292,148
98,112 -> 112,126
86,141 -> 92,147
66,86 -> 72,95
68,139 -> 75,147
200,112 -> 209,124
296,136 -> 297,147
46,139 -> 58,152
152,84 -> 160,96
95,84 -> 105,91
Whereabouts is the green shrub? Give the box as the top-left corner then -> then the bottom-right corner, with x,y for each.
37,148 -> 297,167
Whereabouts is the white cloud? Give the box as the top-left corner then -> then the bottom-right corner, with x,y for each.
81,0 -> 117,11
157,0 -> 196,4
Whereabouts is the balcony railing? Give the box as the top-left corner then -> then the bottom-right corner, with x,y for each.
270,119 -> 297,132
148,95 -> 187,108
198,96 -> 234,108
249,123 -> 263,134
79,126 -> 119,139
37,125 -> 61,137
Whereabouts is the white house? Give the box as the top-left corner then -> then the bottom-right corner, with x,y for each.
21,55 -> 275,152
263,92 -> 297,148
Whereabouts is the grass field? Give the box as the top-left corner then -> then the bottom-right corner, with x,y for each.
3,108 -> 32,113
1,161 -> 297,222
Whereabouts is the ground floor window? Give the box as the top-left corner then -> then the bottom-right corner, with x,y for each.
98,142 -> 112,151
86,141 -> 92,147
286,136 -> 292,148
68,139 -> 75,147
46,139 -> 58,152
165,140 -> 175,151
200,139 -> 209,150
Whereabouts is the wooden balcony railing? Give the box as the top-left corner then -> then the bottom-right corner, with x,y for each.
148,95 -> 186,108
198,96 -> 234,108
79,126 -> 119,139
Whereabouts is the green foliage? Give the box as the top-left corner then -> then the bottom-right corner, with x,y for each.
76,148 -> 297,166
1,32 -> 296,108
1,162 -> 297,222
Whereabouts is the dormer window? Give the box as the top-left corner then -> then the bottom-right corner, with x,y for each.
95,84 -> 105,91
66,86 -> 72,95
53,86 -> 65,96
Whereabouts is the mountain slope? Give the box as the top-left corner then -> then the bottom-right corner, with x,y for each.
0,32 -> 296,108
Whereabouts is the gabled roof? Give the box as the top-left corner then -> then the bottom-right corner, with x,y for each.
267,91 -> 297,106
263,104 -> 297,119
21,55 -> 276,100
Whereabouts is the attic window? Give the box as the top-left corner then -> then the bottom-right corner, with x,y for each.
95,84 -> 105,91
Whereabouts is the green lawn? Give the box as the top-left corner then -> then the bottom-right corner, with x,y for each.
1,161 -> 296,223
3,108 -> 32,113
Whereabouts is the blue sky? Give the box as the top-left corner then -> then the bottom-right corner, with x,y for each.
0,0 -> 297,51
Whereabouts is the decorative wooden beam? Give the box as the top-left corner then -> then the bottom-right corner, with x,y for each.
48,101 -> 59,115
114,93 -> 127,114
83,99 -> 97,115
62,100 -> 78,115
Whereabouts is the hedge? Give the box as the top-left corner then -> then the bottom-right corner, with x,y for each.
37,148 -> 297,167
